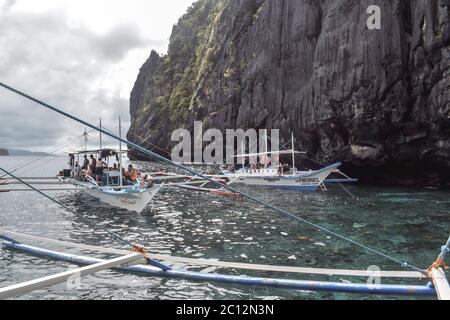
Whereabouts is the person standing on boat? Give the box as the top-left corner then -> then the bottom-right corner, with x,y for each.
89,155 -> 96,173
95,157 -> 106,184
69,154 -> 75,172
74,161 -> 81,179
82,155 -> 89,170
86,165 -> 93,179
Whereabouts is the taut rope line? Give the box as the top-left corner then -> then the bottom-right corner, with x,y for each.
0,81 -> 425,275
0,167 -> 171,271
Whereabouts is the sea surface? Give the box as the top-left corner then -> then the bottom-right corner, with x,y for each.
0,156 -> 448,300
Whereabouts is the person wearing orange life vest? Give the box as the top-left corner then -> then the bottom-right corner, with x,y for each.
123,164 -> 138,185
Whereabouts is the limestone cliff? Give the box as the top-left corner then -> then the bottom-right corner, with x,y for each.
128,0 -> 450,187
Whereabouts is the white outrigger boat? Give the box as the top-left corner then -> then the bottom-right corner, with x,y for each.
60,152 -> 162,214
0,81 -> 448,300
223,163 -> 342,191
222,133 -> 346,191
58,119 -> 162,213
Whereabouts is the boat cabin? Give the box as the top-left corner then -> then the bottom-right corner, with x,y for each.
66,148 -> 124,186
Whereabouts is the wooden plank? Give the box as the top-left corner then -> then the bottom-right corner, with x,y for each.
430,268 -> 450,300
5,177 -> 57,180
0,253 -> 142,300
2,241 -> 438,298
147,254 -> 426,279
0,188 -> 84,192
3,181 -> 70,185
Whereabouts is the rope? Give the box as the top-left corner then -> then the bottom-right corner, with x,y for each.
299,152 -> 359,199
337,181 -> 359,200
0,167 -> 133,247
0,133 -> 88,179
427,237 -> 450,276
0,166 -> 171,271
0,81 -> 425,275
127,129 -> 172,156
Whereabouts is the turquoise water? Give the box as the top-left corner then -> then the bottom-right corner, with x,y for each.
0,156 -> 448,300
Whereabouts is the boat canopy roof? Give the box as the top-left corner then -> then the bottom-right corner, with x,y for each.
233,150 -> 306,158
70,148 -> 124,158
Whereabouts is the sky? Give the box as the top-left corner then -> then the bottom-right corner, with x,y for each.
0,0 -> 195,151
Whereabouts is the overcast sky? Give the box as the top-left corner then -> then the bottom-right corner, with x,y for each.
0,0 -> 195,151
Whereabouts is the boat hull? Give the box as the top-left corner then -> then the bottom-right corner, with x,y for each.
86,185 -> 161,213
225,163 -> 341,191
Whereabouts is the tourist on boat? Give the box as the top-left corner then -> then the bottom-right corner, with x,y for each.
69,154 -> 75,171
89,155 -> 96,172
95,157 -> 106,184
123,164 -> 138,185
142,174 -> 154,189
74,161 -> 81,179
86,165 -> 93,179
82,155 -> 89,170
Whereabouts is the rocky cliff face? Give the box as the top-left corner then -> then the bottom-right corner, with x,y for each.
128,0 -> 450,187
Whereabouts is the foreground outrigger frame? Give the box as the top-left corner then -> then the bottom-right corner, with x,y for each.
1,233 -> 448,299
0,240 -> 436,297
0,81 -> 448,300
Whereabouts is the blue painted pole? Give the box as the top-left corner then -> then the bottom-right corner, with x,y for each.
438,237 -> 450,261
1,240 -> 436,297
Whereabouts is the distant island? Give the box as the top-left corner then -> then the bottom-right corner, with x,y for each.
1,149 -> 50,156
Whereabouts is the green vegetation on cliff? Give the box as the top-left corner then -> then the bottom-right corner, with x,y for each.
128,0 -> 450,187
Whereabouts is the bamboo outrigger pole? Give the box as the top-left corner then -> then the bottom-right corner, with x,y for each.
429,237 -> 450,300
291,132 -> 296,174
0,253 -> 143,300
99,118 -> 102,151
118,117 -> 123,187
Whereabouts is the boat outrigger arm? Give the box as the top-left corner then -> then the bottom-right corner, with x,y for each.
0,82 -> 447,299
1,232 -> 448,299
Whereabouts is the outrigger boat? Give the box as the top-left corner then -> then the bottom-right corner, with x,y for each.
0,82 -> 448,300
221,133 -> 353,191
223,163 -> 342,191
0,230 -> 448,300
56,118 -> 163,213
60,148 -> 162,213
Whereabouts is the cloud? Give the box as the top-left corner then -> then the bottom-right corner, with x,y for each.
0,7 -> 149,151
94,23 -> 149,62
0,0 -> 17,13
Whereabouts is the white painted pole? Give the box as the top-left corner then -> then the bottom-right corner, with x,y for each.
291,132 -> 296,174
240,140 -> 245,167
430,268 -> 450,300
99,118 -> 102,151
84,127 -> 87,152
0,253 -> 142,300
264,130 -> 268,168
430,237 -> 450,300
119,117 -> 123,187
